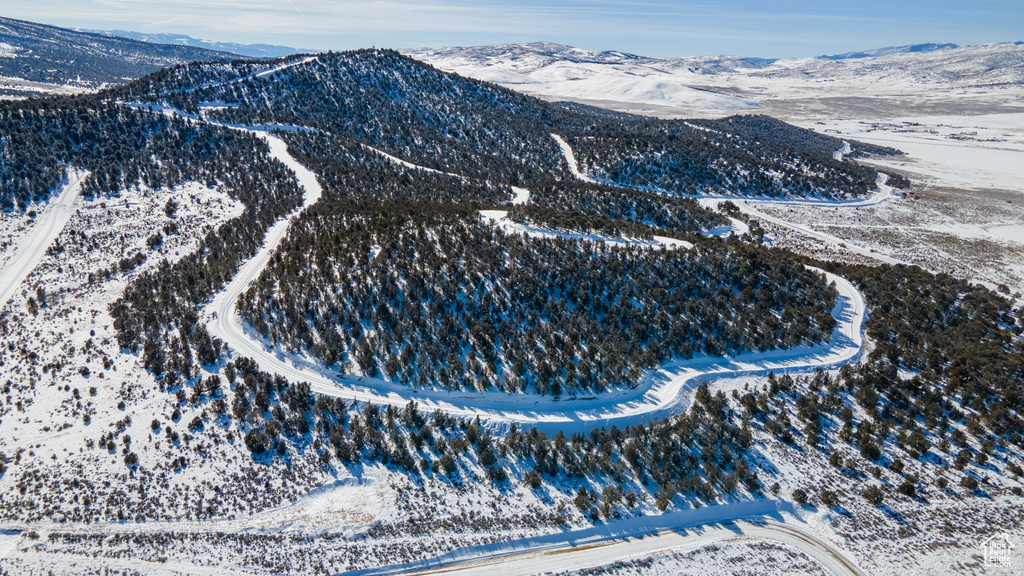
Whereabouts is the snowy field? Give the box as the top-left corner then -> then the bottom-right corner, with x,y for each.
764,114 -> 1024,295
407,42 -> 1024,121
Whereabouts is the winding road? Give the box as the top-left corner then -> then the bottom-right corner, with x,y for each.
114,101 -> 871,574
191,116 -> 873,575
552,132 -> 903,267
203,132 -> 867,435
207,259 -> 862,435
0,88 -> 877,575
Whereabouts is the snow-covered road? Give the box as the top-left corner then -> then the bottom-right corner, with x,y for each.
551,133 -> 598,184
734,195 -> 905,266
362,143 -> 467,181
400,523 -> 863,576
716,172 -> 910,267
551,133 -> 898,209
480,209 -> 692,250
204,131 -> 322,367
0,169 -> 85,311
551,133 -> 898,247
172,55 -> 319,96
203,135 -> 866,435
349,500 -> 863,576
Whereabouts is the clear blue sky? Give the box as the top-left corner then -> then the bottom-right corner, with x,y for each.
5,0 -> 1022,57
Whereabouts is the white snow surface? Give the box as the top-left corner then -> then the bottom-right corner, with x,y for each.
479,210 -> 692,251
407,41 -> 1024,118
508,186 -> 530,205
0,42 -> 19,58
701,213 -> 750,239
0,168 -> 85,310
804,114 -> 1024,195
985,223 -> 1024,244
360,501 -> 863,576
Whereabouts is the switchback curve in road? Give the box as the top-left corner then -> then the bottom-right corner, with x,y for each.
203,135 -> 867,435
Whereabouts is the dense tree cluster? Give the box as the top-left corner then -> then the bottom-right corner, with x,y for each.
0,96 -> 274,210
693,115 -> 901,159
831,263 -> 1024,435
692,115 -> 910,189
281,132 -> 729,236
567,116 -> 895,199
507,180 -> 728,236
238,200 -> 836,395
506,384 -> 760,510
228,355 -> 760,514
280,130 -> 511,205
113,50 -> 576,185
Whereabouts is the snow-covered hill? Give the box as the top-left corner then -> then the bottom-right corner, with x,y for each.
819,42 -> 959,60
0,17 -> 240,98
406,41 -> 1024,119
406,42 -> 764,113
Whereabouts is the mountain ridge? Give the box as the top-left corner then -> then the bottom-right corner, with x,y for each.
406,40 -> 1024,118
408,39 -> 1022,68
109,49 -> 896,199
819,42 -> 960,60
95,29 -> 301,60
0,16 -> 241,98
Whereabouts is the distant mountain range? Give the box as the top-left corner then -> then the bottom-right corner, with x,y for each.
3,13 -> 1021,119
819,42 -> 960,60
97,30 -> 301,60
406,41 -> 1024,118
0,16 -> 241,98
